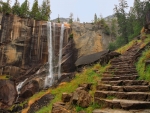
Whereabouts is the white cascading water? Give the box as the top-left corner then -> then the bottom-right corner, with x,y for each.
58,24 -> 65,79
45,22 -> 53,87
15,78 -> 28,102
16,78 -> 28,94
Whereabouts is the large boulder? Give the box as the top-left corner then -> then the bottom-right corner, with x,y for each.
75,51 -> 121,68
0,80 -> 17,106
75,50 -> 109,67
72,88 -> 92,108
28,94 -> 54,113
20,80 -> 39,99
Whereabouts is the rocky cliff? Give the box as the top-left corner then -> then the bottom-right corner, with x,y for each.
72,22 -> 114,58
0,13 -> 74,107
0,14 -> 114,108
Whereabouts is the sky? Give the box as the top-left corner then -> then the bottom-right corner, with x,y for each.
3,0 -> 135,22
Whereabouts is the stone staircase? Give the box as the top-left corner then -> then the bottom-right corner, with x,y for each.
93,44 -> 150,113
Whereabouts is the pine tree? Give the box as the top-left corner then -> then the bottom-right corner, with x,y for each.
19,0 -> 29,18
110,19 -> 117,37
69,13 -> 73,24
40,0 -> 51,21
94,13 -> 97,23
57,14 -> 60,23
0,0 -> 11,14
114,0 -> 129,43
77,17 -> 80,22
12,0 -> 20,15
30,0 -> 40,20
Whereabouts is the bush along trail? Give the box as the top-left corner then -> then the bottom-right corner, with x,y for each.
93,40 -> 150,113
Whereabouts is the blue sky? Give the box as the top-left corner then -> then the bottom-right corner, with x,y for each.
4,0 -> 135,22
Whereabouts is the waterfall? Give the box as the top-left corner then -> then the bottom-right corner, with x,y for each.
15,78 -> 28,102
58,24 -> 65,79
16,78 -> 28,94
45,22 -> 53,87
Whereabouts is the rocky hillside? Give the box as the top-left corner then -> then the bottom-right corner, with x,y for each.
17,35 -> 150,113
0,13 -> 115,112
51,18 -> 70,23
72,22 -> 115,58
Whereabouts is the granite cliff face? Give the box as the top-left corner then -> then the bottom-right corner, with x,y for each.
0,14 -> 74,79
72,22 -> 114,58
0,13 -> 74,107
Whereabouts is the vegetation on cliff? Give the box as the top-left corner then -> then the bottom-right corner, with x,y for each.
0,0 -> 51,21
136,35 -> 150,81
109,0 -> 150,51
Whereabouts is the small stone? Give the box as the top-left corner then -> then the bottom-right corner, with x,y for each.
62,93 -> 72,103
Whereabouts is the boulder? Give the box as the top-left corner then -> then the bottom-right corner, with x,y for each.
20,80 -> 39,99
0,80 -> 17,106
62,93 -> 72,103
75,50 -> 120,67
58,73 -> 75,83
72,89 -> 92,108
52,102 -> 71,113
28,94 -> 54,113
75,50 -> 109,67
78,83 -> 92,91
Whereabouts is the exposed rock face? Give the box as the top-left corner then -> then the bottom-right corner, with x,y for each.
0,13 -> 75,106
72,22 -> 114,58
27,94 -> 54,113
61,40 -> 78,73
0,13 -> 73,80
0,80 -> 17,106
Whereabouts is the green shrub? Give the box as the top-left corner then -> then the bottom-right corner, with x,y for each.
136,46 -> 150,81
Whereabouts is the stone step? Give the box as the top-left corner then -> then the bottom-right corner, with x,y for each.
108,67 -> 136,70
94,98 -> 150,110
93,109 -> 150,113
101,75 -> 138,81
104,70 -> 137,74
110,62 -> 133,65
102,73 -> 138,77
96,84 -> 150,92
94,91 -> 150,101
111,59 -> 132,61
107,68 -> 136,72
103,72 -> 138,76
110,65 -> 136,69
101,80 -> 149,86
104,70 -> 137,75
108,66 -> 136,69
111,64 -> 130,67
